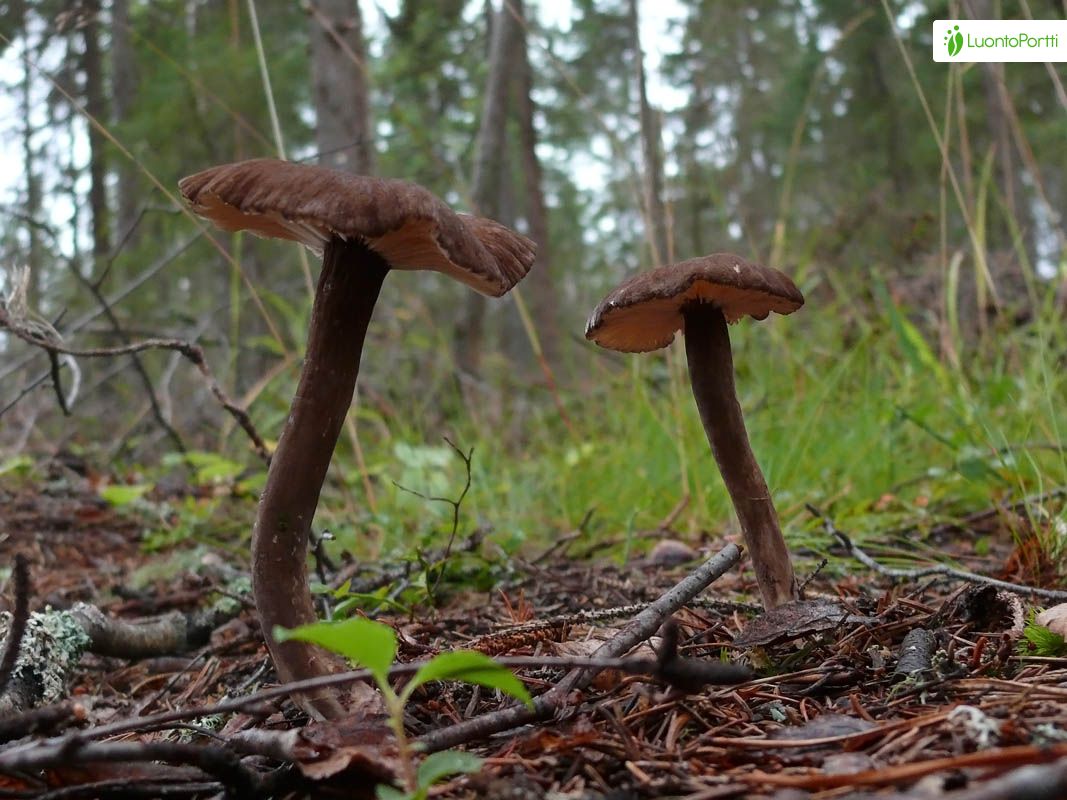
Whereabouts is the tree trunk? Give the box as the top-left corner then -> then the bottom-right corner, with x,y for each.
963,0 -> 1028,257
19,27 -> 42,303
871,43 -> 905,198
511,0 -> 559,368
627,0 -> 669,265
455,0 -> 520,376
308,0 -> 375,174
81,0 -> 110,266
111,0 -> 140,247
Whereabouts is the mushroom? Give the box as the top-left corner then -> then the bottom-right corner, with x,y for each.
586,253 -> 804,609
179,159 -> 534,718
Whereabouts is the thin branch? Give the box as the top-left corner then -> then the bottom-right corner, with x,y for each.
391,436 -> 474,598
808,504 -> 1067,601
0,702 -> 82,745
0,568 -> 746,761
0,651 -> 746,764
418,542 -> 744,752
0,304 -> 269,463
0,233 -> 200,385
46,350 -> 71,415
67,258 -> 186,453
0,370 -> 50,419
0,740 -> 262,796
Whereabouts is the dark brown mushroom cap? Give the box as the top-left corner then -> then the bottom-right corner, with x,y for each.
585,253 -> 804,353
179,158 -> 534,297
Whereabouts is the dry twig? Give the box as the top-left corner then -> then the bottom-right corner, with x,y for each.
0,302 -> 269,462
418,542 -> 743,752
808,504 -> 1067,601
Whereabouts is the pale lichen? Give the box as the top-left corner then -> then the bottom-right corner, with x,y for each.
0,608 -> 90,708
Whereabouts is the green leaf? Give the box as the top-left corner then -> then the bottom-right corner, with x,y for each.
99,484 -> 153,506
235,472 -> 267,496
874,281 -> 947,387
245,334 -> 286,357
416,750 -> 483,790
275,617 -> 397,682
0,455 -> 34,476
404,651 -> 532,707
334,594 -> 412,617
956,457 -> 996,482
184,451 -> 244,483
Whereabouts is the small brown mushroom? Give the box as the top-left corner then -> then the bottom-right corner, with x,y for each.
180,159 -> 534,718
586,253 -> 803,609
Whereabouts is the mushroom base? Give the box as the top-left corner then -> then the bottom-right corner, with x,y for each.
683,303 -> 799,609
252,237 -> 389,720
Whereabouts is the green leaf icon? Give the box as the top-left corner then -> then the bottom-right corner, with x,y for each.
945,25 -> 963,57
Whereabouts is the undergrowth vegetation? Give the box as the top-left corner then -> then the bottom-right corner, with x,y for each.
313,283 -> 1067,563
59,273 -> 1065,591
1,2 -> 1064,594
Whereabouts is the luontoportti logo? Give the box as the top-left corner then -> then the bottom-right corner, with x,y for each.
934,19 -> 1066,62
945,24 -> 964,57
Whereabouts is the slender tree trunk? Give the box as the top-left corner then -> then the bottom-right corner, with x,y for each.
511,0 -> 559,367
20,33 -> 42,304
81,0 -> 109,266
964,0 -> 1029,256
982,62 -> 1019,242
871,44 -> 905,198
308,0 -> 375,174
111,0 -> 140,248
455,0 -> 520,376
628,0 -> 668,265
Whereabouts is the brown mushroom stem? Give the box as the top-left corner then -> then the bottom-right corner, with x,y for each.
682,303 -> 799,609
252,237 -> 389,720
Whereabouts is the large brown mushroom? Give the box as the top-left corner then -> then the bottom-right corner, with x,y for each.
180,159 -> 534,718
586,253 -> 803,609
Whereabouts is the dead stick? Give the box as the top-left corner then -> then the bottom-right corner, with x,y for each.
418,542 -> 743,752
808,504 -> 1067,601
0,650 -> 746,755
0,740 -> 261,795
0,548 -> 742,757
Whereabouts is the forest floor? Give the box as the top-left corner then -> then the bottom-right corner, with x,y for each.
2,457 -> 1067,799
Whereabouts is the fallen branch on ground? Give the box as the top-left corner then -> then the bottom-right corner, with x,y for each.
0,739 -> 265,796
0,599 -> 241,717
418,542 -> 744,752
808,504 -> 1067,602
0,564 -> 748,763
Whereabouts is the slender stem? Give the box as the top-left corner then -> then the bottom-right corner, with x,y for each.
252,238 -> 388,719
383,689 -> 418,792
683,304 -> 798,609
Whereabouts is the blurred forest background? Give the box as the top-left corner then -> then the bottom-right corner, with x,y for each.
0,0 -> 1065,558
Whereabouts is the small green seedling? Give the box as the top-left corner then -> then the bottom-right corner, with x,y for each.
1019,617 -> 1067,657
276,617 -> 532,799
